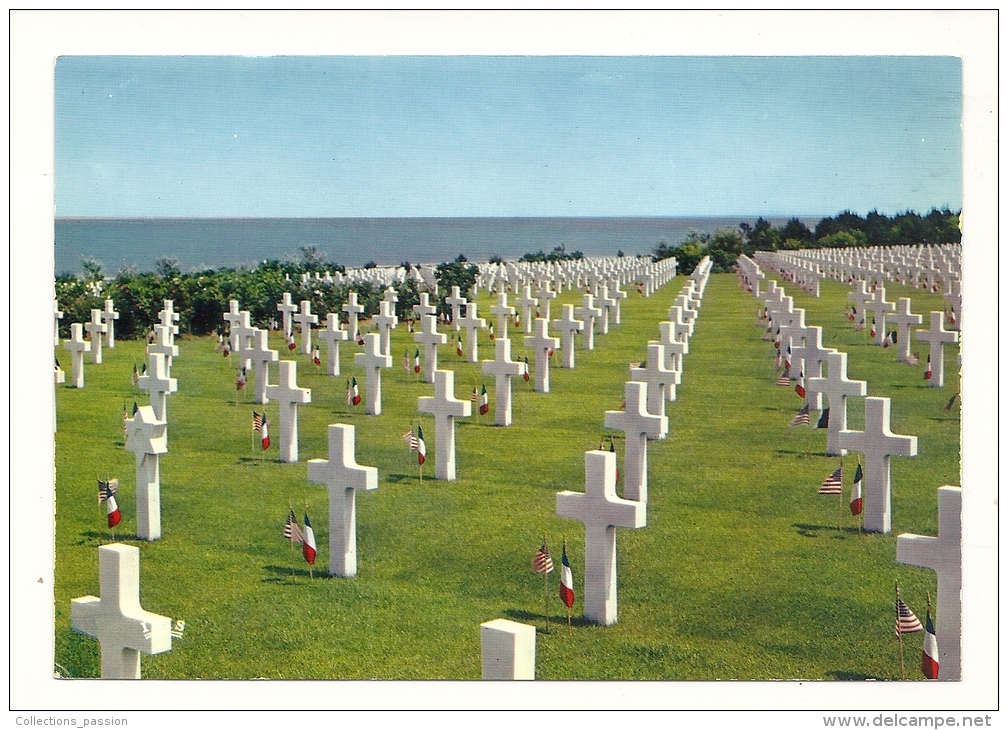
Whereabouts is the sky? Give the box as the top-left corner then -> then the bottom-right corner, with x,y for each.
54,55 -> 962,219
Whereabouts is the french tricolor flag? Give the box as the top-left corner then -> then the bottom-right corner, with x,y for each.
850,463 -> 863,516
302,512 -> 317,565
921,610 -> 939,679
559,542 -> 575,609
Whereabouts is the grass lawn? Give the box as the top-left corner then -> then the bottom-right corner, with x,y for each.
53,271 -> 959,680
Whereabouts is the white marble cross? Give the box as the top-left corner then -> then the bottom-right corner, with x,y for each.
457,302 -> 487,363
85,309 -> 107,365
630,342 -> 676,416
481,337 -> 525,426
223,300 -> 244,352
446,286 -> 468,330
412,292 -> 437,321
596,283 -> 616,335
353,332 -> 393,415
264,361 -> 312,463
942,280 -> 961,331
54,298 -> 63,347
865,285 -> 897,346
372,300 -> 399,357
293,300 -> 319,356
574,294 -> 602,351
137,352 -> 177,424
276,292 -> 298,338
916,311 -> 959,388
514,285 -> 537,334
157,300 -> 180,342
63,323 -> 91,388
805,351 -> 867,457
837,396 -> 918,534
658,321 -> 688,377
608,279 -> 627,324
307,424 -> 379,577
489,293 -> 516,339
552,304 -> 584,369
71,544 -> 173,678
418,369 -> 472,480
101,299 -> 119,349
147,324 -> 179,376
414,313 -> 447,384
125,404 -> 169,541
342,292 -> 365,341
897,486 -> 961,680
248,328 -> 278,404
847,281 -> 872,327
789,326 -> 834,409
383,286 -> 399,307
524,318 -> 560,393
535,280 -> 558,320
604,381 -> 668,503
556,450 -> 646,625
317,313 -> 348,377
668,305 -> 691,344
890,297 -> 923,363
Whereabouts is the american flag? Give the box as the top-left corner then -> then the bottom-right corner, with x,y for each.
789,403 -> 811,427
253,411 -> 265,432
777,369 -> 791,387
403,427 -> 419,451
531,543 -> 554,574
98,478 -> 119,503
897,598 -> 923,634
284,509 -> 304,544
818,466 -> 842,495
470,386 -> 478,404
403,350 -> 410,372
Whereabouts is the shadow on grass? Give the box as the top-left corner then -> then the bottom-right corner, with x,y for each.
775,449 -> 812,457
76,530 -> 144,544
502,607 -> 592,628
792,523 -> 866,539
828,670 -> 883,681
386,472 -> 418,484
262,563 -> 322,582
236,456 -> 274,465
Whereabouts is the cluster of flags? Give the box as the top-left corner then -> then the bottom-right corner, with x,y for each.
252,411 -> 270,450
215,334 -> 230,357
403,425 -> 426,465
896,596 -> 940,680
817,462 -> 863,516
236,367 -> 247,391
286,332 -> 297,351
345,378 -> 361,406
122,401 -> 138,436
470,384 -> 489,415
311,346 -> 321,366
131,362 -> 147,386
283,509 -> 316,566
531,539 -> 577,617
98,478 -> 121,528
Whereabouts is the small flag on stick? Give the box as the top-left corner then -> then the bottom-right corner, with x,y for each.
816,408 -> 830,429
819,466 -> 842,495
850,462 -> 863,515
944,392 -> 958,411
921,596 -> 940,679
98,479 -> 122,530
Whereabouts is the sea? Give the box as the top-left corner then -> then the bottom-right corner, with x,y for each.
53,216 -> 817,276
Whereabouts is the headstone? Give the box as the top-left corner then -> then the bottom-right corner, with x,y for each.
228,311 -> 255,371
276,292 -> 298,338
54,298 -> 63,347
293,301 -> 319,356
125,404 -> 169,541
412,292 -> 437,321
264,361 -> 312,463
788,326 -> 834,410
414,313 -> 448,384
137,352 -> 177,424
514,285 -> 537,335
446,286 -> 467,331
629,342 -> 676,416
481,338 -> 525,426
223,300 -> 244,353
865,285 -> 897,346
63,323 -> 90,388
524,318 -> 560,393
552,304 -> 584,369
101,299 -> 119,349
805,351 -> 867,457
158,300 -> 180,342
890,297 -> 923,363
897,486 -> 961,680
574,294 -> 602,351
353,333 -> 393,415
372,300 -> 399,356
916,311 -> 959,388
342,292 -> 365,341
556,450 -> 646,626
604,381 -> 668,502
490,293 -> 516,339
837,396 -> 918,534
457,302 -> 487,363
535,280 -> 558,321
147,324 -> 179,376
70,544 -> 172,678
248,328 -> 278,404
847,281 -> 872,327
608,279 -> 627,325
85,309 -> 107,364
418,369 -> 472,480
596,283 -> 616,335
942,280 -> 961,331
307,424 -> 378,577
480,619 -> 535,680
317,313 -> 348,377
658,321 -> 688,376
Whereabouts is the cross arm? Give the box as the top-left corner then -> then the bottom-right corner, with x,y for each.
896,533 -> 938,572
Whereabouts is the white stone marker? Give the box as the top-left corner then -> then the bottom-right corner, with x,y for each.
418,369 -> 472,480
137,352 -> 177,424
890,297 -> 923,363
604,381 -> 668,503
865,285 -> 896,346
125,404 -> 169,541
943,280 -> 961,331
480,619 -> 535,680
897,486 -> 962,680
658,321 -> 688,375
307,424 -> 378,577
293,300 -> 319,356
414,314 -> 448,384
629,342 -> 676,416
342,291 -> 365,341
481,337 -> 525,426
574,294 -> 602,351
445,286 -> 467,330
514,285 -> 537,334
353,333 -> 393,415
158,300 -> 180,342
524,318 -> 560,393
264,361 -> 312,463
608,279 -> 627,325
54,298 -> 63,347
317,313 -> 348,377
847,281 -> 872,327
248,328 -> 278,404
64,323 -> 91,388
229,311 -> 256,371
596,283 -> 616,335
916,312 -> 959,388
85,309 -> 107,364
668,305 -> 691,344
552,304 -> 584,369
556,450 -> 646,626
535,280 -> 558,321
457,302 -> 487,363
412,291 -> 437,321
101,299 -> 119,349
805,351 -> 867,457
789,326 -> 833,410
373,300 -> 399,356
147,324 -> 179,376
277,292 -> 298,338
224,300 -> 244,352
837,396 -> 918,534
71,544 -> 173,678
489,293 -> 516,339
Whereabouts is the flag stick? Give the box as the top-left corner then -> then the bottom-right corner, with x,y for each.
543,534 -> 550,635
895,580 -> 906,680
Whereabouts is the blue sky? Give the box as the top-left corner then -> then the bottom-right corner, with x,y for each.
54,55 -> 962,218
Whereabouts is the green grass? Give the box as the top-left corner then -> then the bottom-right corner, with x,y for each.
54,272 -> 959,680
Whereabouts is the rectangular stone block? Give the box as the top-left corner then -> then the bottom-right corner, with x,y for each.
480,618 -> 535,680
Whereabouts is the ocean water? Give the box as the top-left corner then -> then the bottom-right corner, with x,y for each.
54,216 -> 813,276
